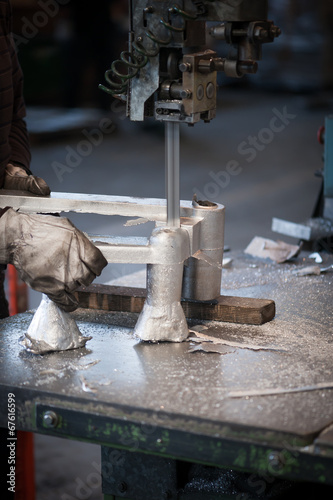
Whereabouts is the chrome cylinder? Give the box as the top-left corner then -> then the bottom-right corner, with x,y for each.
182,198 -> 225,301
134,227 -> 189,342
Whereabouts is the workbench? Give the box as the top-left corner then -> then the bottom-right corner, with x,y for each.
0,251 -> 332,499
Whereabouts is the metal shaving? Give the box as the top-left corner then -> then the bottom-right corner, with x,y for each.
79,376 -> 97,393
188,330 -> 286,352
228,381 -> 333,398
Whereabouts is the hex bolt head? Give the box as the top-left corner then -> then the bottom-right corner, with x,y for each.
43,410 -> 59,428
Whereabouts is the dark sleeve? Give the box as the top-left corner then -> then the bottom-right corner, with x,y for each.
7,4 -> 31,171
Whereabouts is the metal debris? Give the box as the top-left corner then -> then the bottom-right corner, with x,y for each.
244,236 -> 300,263
321,264 -> 333,273
124,217 -> 150,226
293,264 -> 333,276
39,368 -> 64,376
222,257 -> 233,268
77,359 -> 101,371
228,381 -> 333,398
292,265 -> 321,277
189,343 -> 235,355
188,330 -> 286,352
309,252 -> 323,264
79,376 -> 97,393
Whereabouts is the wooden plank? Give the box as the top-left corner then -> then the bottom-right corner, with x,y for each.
75,284 -> 275,325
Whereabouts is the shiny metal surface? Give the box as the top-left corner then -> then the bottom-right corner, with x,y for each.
0,190 -> 172,219
134,228 -> 189,342
1,190 -> 225,299
165,122 -> 180,228
272,217 -> 312,241
0,252 -> 332,443
21,294 -> 91,354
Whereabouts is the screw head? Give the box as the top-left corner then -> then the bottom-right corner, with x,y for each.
118,481 -> 128,493
43,410 -> 59,428
268,451 -> 285,472
179,62 -> 192,73
180,89 -> 192,99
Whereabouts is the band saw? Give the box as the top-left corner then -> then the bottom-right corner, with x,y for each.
2,0 -> 280,347
1,1 -> 333,499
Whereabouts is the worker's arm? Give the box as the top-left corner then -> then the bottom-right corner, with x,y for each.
7,38 -> 31,174
1,1 -> 50,195
0,208 -> 107,311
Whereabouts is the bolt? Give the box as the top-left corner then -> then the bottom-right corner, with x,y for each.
270,26 -> 281,37
206,82 -> 215,99
43,410 -> 59,428
118,481 -> 128,493
136,36 -> 143,43
144,6 -> 154,13
179,62 -> 192,73
268,451 -> 285,472
254,27 -> 268,40
180,89 -> 192,99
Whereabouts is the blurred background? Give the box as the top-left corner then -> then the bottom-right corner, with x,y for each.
7,0 -> 333,498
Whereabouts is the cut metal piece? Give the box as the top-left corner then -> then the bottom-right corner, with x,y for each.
0,190 -> 171,219
21,294 -> 91,354
271,217 -> 312,241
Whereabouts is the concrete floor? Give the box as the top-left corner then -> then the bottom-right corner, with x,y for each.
25,86 -> 332,499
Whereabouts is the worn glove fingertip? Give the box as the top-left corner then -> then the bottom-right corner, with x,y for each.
47,291 -> 78,313
30,176 -> 51,196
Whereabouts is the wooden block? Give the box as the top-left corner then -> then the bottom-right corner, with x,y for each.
75,285 -> 275,325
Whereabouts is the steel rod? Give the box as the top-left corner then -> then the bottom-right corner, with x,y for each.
165,121 -> 180,228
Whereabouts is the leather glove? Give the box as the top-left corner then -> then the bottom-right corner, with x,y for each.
0,208 -> 107,311
3,164 -> 51,196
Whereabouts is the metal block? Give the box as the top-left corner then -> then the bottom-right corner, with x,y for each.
271,218 -> 312,241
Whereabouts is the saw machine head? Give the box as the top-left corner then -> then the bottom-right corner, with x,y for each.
100,0 -> 281,123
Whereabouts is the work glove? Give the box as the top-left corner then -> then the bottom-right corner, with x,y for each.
0,208 -> 107,311
3,164 -> 51,196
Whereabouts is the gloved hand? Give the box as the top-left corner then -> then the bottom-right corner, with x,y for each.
3,164 -> 51,196
0,208 -> 107,311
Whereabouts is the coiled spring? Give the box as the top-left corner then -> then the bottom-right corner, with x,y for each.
99,5 -> 197,98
